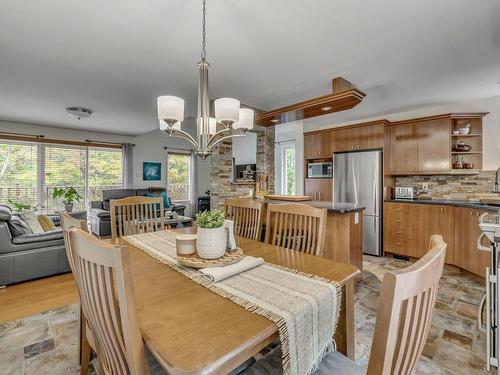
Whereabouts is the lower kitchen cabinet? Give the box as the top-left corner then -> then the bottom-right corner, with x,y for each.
305,178 -> 332,201
454,207 -> 490,277
384,202 -> 491,277
383,202 -> 454,263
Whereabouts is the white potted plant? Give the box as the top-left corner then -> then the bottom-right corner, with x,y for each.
196,209 -> 227,259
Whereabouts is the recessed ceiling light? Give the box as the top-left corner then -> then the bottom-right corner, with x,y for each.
66,107 -> 92,120
321,106 -> 333,111
270,119 -> 279,123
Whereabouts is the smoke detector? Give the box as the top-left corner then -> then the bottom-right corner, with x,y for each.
66,107 -> 92,119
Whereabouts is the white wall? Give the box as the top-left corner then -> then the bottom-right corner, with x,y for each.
302,95 -> 500,170
232,132 -> 257,165
274,122 -> 304,195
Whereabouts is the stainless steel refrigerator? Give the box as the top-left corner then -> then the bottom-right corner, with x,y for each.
333,150 -> 383,256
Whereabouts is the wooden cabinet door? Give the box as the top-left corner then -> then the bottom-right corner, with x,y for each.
390,124 -> 418,173
319,131 -> 334,158
305,179 -> 332,201
417,119 -> 451,172
330,131 -> 341,153
357,124 -> 384,150
455,207 -> 489,277
304,134 -> 315,159
383,203 -> 405,254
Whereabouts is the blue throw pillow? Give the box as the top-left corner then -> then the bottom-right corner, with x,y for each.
160,191 -> 171,209
146,192 -> 171,210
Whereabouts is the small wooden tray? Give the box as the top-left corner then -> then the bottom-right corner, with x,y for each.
177,248 -> 244,269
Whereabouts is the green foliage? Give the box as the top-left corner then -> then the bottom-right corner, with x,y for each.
7,199 -> 33,212
285,147 -> 296,195
52,187 -> 83,204
196,209 -> 225,229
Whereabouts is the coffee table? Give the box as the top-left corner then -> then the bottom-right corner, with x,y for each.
165,215 -> 193,228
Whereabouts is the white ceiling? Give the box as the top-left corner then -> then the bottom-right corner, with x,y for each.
0,0 -> 499,136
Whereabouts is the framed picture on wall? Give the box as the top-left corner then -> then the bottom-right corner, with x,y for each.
143,162 -> 161,181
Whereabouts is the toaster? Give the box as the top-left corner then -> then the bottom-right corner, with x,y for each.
395,186 -> 415,199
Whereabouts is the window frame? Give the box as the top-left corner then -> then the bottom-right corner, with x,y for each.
277,141 -> 296,196
0,140 -> 123,212
166,151 -> 192,204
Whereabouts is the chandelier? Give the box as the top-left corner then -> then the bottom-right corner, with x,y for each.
157,0 -> 253,160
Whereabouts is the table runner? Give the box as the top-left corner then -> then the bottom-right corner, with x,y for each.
123,231 -> 341,375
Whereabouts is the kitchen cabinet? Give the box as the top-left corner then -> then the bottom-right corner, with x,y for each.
417,119 -> 451,172
304,132 -> 333,159
389,124 -> 418,173
335,124 -> 384,152
383,202 -> 455,263
305,178 -> 332,201
454,207 -> 490,277
388,118 -> 451,174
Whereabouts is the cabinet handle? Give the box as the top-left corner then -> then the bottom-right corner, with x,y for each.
396,208 -> 401,211
440,208 -> 444,212
397,220 -> 402,223
357,145 -> 360,149
397,231 -> 401,234
469,211 -> 473,216
397,243 -> 401,246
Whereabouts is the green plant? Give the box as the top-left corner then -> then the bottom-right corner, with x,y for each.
196,209 -> 225,229
8,199 -> 32,212
52,187 -> 83,205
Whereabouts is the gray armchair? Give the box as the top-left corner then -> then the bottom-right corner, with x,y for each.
0,205 -> 70,286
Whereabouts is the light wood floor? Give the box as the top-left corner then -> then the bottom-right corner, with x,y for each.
0,273 -> 78,324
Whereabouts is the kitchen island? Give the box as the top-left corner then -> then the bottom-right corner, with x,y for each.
263,199 -> 365,273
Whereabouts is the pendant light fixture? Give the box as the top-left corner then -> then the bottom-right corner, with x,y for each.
157,0 -> 253,160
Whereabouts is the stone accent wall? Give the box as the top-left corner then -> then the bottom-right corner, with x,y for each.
394,170 -> 499,200
209,126 -> 275,209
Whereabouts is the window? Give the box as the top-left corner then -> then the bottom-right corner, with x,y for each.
0,140 -> 123,212
88,148 -> 123,204
283,145 -> 296,195
167,153 -> 191,202
0,142 -> 38,208
44,145 -> 86,212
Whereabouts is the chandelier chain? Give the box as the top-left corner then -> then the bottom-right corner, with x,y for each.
201,0 -> 207,61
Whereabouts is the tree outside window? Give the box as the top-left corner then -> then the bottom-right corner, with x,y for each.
167,153 -> 191,202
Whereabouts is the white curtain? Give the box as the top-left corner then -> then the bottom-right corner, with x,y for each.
122,143 -> 134,188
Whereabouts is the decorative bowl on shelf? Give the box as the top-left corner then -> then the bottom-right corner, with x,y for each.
453,141 -> 472,152
458,124 -> 471,135
464,162 -> 474,169
453,161 -> 464,169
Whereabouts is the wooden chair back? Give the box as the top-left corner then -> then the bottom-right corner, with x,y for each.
110,196 -> 164,240
224,198 -> 263,241
264,203 -> 327,256
367,234 -> 447,375
69,228 -> 149,375
59,211 -> 88,272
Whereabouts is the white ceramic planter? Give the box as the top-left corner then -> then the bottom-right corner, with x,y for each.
196,227 -> 227,259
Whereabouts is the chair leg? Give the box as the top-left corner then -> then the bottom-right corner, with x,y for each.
80,337 -> 91,375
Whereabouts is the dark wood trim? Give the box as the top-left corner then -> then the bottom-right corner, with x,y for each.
0,134 -> 123,149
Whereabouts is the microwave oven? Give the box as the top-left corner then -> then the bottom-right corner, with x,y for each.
307,162 -> 332,178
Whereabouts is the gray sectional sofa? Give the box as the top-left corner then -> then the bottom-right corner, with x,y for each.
89,187 -> 186,237
0,205 -> 69,286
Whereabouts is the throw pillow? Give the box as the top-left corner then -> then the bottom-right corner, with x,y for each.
160,191 -> 171,209
8,215 -> 33,236
38,214 -> 56,232
21,211 -> 44,233
146,192 -> 161,211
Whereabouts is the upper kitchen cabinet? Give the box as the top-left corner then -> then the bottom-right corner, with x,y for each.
417,118 -> 451,172
304,131 -> 334,159
389,123 -> 418,173
387,113 -> 486,175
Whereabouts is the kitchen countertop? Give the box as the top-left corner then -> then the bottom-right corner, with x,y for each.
385,198 -> 500,212
264,199 -> 365,214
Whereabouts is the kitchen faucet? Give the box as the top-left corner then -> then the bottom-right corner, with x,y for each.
495,167 -> 500,193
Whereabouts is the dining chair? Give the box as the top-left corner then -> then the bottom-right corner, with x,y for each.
69,228 -> 152,375
264,203 -> 327,256
59,212 -> 96,375
243,234 -> 447,375
224,198 -> 263,241
110,196 -> 164,240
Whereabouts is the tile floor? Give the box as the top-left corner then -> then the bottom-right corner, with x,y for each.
0,255 -> 493,374
358,255 -> 491,375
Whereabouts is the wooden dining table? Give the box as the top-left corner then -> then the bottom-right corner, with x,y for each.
110,227 -> 359,375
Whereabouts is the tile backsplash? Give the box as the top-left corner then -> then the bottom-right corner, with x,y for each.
394,170 -> 499,200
